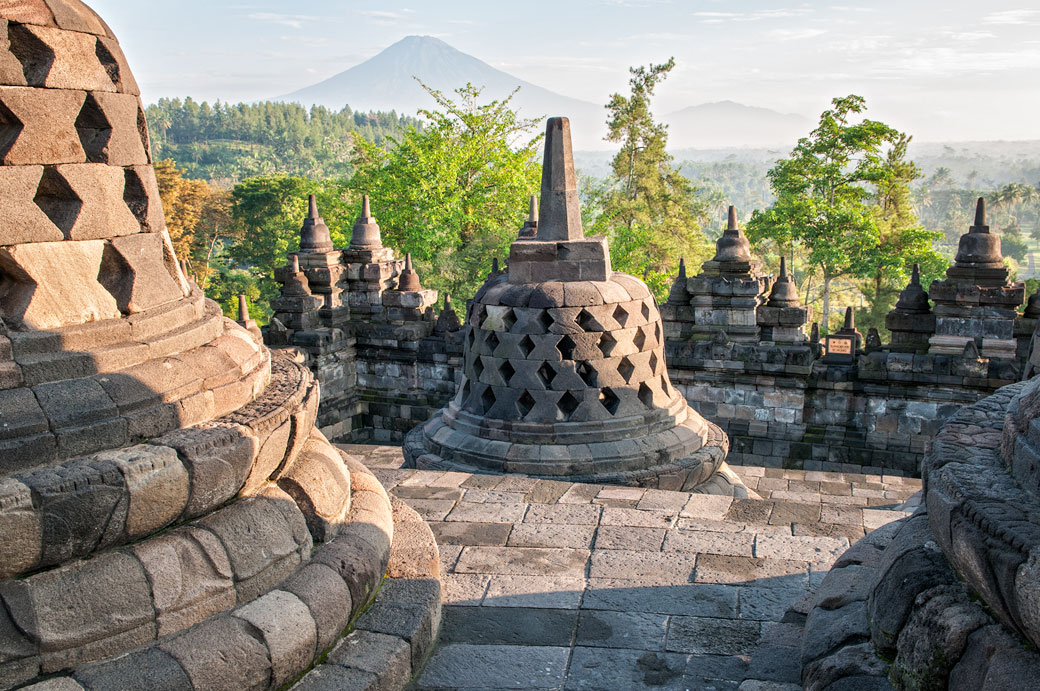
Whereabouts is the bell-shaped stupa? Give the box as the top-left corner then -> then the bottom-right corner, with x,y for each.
404,117 -> 747,495
0,4 -> 404,688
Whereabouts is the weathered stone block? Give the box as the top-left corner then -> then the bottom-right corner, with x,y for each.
891,585 -> 991,691
13,24 -> 112,90
97,444 -> 188,537
240,417 -> 291,496
33,376 -> 117,430
0,3 -> 53,28
57,163 -> 139,240
72,646 -> 192,691
233,590 -> 317,687
159,615 -> 271,691
198,496 -> 309,603
99,233 -> 184,313
0,386 -> 49,441
312,528 -> 389,614
18,456 -> 126,566
0,85 -> 85,164
4,550 -> 156,672
281,562 -> 353,655
277,435 -> 351,542
0,239 -> 120,329
133,526 -> 235,637
0,477 -> 42,578
44,0 -> 111,36
95,35 -> 140,95
326,630 -> 411,689
82,91 -> 147,165
123,165 -> 164,233
0,165 -> 64,243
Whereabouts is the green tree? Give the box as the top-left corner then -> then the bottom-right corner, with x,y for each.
348,82 -> 542,300
222,175 -> 355,321
587,59 -> 711,297
860,135 -> 946,332
746,95 -> 944,332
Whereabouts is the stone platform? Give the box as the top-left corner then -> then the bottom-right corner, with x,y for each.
344,444 -> 919,690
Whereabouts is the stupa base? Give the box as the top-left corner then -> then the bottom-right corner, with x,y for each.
402,412 -> 752,497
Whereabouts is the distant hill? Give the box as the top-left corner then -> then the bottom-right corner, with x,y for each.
276,35 -> 607,149
663,101 -> 811,149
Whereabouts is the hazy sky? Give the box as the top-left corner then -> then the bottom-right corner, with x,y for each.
89,1 -> 1040,142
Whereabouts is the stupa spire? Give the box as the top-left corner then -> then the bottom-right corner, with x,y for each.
971,197 -> 988,233
537,117 -> 584,241
766,256 -> 800,307
398,252 -> 422,291
299,194 -> 333,253
350,194 -> 383,249
519,195 -> 538,238
710,205 -> 753,264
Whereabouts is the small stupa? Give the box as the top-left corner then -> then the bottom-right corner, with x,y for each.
403,117 -> 747,495
928,198 -> 1024,359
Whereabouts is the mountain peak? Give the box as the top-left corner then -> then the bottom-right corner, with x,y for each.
275,35 -> 606,147
390,35 -> 455,51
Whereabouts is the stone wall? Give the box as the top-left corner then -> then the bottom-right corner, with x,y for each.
349,327 -> 462,444
667,343 -> 1000,476
310,324 -> 1008,476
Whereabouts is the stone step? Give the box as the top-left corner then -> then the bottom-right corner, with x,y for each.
290,492 -> 442,690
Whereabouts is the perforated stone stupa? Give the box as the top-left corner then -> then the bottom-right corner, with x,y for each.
404,117 -> 747,494
0,4 -> 423,689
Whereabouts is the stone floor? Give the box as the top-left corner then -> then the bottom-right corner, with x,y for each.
341,445 -> 920,691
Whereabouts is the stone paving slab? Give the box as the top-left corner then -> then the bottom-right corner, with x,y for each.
339,444 -> 915,690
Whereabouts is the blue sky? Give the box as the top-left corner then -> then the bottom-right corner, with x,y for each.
90,1 -> 1040,142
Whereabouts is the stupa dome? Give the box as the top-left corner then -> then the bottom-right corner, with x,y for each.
0,4 -> 400,688
404,117 -> 746,494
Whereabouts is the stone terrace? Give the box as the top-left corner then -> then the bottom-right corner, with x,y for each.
341,444 -> 919,690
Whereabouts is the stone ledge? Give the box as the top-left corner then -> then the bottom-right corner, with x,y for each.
2,445 -> 396,690
0,353 -> 319,578
290,481 -> 442,691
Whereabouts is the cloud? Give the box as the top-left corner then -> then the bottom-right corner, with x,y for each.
356,9 -> 420,26
946,31 -> 996,41
247,12 -> 316,29
693,8 -> 812,22
767,28 -> 827,41
982,9 -> 1040,25
360,10 -> 408,20
870,45 -> 1040,79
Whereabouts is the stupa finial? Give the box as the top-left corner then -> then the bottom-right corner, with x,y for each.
299,194 -> 333,253
971,197 -> 987,232
350,194 -> 382,249
728,205 -> 738,231
536,117 -> 584,242
398,252 -> 422,291
519,195 -> 538,238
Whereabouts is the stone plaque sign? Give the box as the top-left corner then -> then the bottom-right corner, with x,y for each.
824,334 -> 856,363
